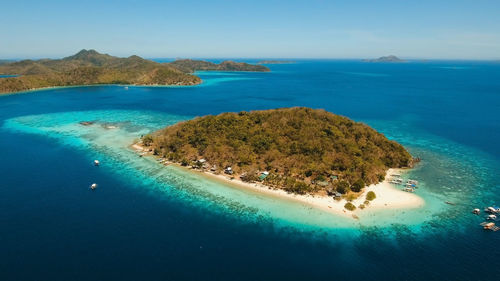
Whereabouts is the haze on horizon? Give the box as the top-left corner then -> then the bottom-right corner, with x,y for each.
1,0 -> 499,60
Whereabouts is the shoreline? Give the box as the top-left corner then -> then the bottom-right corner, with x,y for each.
0,81 -> 204,97
131,144 -> 425,220
186,166 -> 425,219
0,68 -> 271,97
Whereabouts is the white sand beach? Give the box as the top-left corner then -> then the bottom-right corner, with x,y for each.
176,165 -> 424,220
130,143 -> 424,220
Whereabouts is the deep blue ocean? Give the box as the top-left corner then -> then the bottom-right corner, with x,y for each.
1,60 -> 499,280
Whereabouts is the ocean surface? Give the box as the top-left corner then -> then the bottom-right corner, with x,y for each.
1,60 -> 499,280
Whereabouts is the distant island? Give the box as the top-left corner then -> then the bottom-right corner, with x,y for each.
0,50 -> 269,94
0,59 -> 15,66
141,107 -> 414,196
169,59 -> 270,73
257,60 -> 295,64
363,55 -> 405,63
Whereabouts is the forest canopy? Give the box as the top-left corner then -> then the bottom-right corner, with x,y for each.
147,107 -> 413,195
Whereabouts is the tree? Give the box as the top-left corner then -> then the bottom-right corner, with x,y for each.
366,191 -> 376,201
142,135 -> 153,146
336,180 -> 350,194
344,202 -> 356,211
351,179 -> 365,193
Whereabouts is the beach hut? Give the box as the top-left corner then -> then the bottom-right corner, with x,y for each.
259,171 -> 269,181
225,167 -> 233,175
316,180 -> 329,187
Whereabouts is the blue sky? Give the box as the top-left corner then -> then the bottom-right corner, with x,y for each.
1,0 -> 499,59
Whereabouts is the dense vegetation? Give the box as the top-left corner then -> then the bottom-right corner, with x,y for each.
147,107 -> 413,195
0,50 -> 202,94
168,59 -> 270,73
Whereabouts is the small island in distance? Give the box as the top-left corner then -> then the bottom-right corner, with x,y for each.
257,60 -> 295,64
140,107 -> 415,198
169,59 -> 270,72
0,50 -> 270,94
363,55 -> 405,63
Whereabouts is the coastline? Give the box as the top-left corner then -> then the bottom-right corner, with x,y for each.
0,68 -> 272,97
0,81 -> 204,97
187,166 -> 425,219
131,144 -> 425,220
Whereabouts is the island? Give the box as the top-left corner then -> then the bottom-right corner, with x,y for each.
168,59 -> 270,73
140,107 -> 416,201
257,60 -> 295,64
0,50 -> 269,94
362,55 -> 405,63
0,59 -> 15,66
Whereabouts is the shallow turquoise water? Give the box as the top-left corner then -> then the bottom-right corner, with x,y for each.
1,61 -> 499,280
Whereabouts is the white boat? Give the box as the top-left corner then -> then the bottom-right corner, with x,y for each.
90,183 -> 98,190
94,160 -> 100,166
486,207 -> 500,214
473,208 -> 481,214
407,179 -> 419,185
487,214 -> 497,220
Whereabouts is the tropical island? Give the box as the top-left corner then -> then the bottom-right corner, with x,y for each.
140,107 -> 416,204
363,55 -> 405,63
169,59 -> 270,73
0,50 -> 269,94
257,60 -> 295,64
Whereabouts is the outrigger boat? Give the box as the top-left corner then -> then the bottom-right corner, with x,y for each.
485,206 -> 500,214
480,222 -> 500,231
390,178 -> 404,185
403,187 -> 415,193
487,214 -> 497,220
407,179 -> 419,185
406,183 -> 418,188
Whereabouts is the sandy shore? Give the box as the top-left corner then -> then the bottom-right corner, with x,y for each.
192,168 -> 424,219
130,143 -> 424,220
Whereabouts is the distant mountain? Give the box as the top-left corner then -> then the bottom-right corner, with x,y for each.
0,49 -> 201,94
168,59 -> 270,73
0,51 -> 272,94
363,55 -> 405,63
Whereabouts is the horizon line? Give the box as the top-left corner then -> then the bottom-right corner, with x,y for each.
1,55 -> 499,62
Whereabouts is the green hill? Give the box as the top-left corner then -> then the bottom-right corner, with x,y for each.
168,59 -> 270,73
145,107 -> 413,195
0,49 -> 201,94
